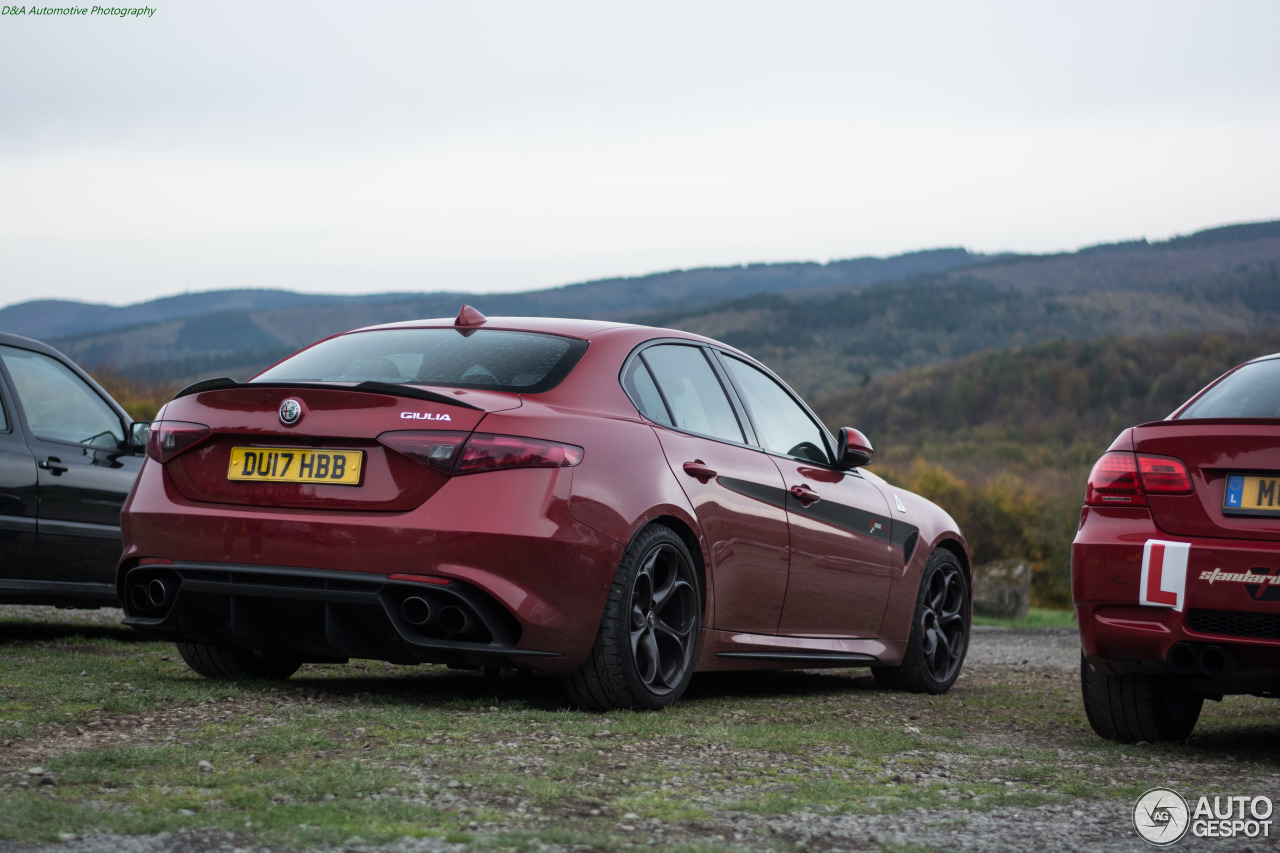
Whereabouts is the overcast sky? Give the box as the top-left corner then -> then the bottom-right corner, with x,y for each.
1,1 -> 1277,310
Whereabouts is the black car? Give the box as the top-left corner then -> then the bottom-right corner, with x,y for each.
0,333 -> 147,607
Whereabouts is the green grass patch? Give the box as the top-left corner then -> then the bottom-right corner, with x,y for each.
973,607 -> 1076,628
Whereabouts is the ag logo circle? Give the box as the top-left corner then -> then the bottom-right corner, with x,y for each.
278,398 -> 303,426
1133,788 -> 1190,845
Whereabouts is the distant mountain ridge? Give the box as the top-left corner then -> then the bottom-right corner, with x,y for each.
0,247 -> 991,342
3,219 -> 1277,391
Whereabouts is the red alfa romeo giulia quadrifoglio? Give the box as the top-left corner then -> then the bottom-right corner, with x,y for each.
1074,352 -> 1280,741
119,307 -> 970,710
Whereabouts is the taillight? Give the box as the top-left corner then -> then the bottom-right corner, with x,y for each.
146,421 -> 212,463
456,433 -> 584,474
1084,451 -> 1193,506
378,431 -> 471,474
1137,454 -> 1193,494
379,431 -> 583,475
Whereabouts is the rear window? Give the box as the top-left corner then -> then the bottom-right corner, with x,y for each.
1177,358 -> 1280,419
254,328 -> 588,394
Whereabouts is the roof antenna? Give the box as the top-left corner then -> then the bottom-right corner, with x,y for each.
454,305 -> 487,327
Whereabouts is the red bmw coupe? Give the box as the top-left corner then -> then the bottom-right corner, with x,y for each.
1074,352 -> 1280,741
119,307 -> 970,710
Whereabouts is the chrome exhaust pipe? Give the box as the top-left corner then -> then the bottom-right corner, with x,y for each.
438,605 -> 474,636
1168,642 -> 1196,674
1199,645 -> 1235,677
147,579 -> 168,609
401,596 -> 434,626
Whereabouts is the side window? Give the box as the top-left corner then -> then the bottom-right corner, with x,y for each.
641,345 -> 744,443
721,355 -> 831,465
621,358 -> 673,426
0,346 -> 124,448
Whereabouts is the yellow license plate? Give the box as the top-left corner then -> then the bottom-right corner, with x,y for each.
228,447 -> 363,485
1224,474 -> 1280,514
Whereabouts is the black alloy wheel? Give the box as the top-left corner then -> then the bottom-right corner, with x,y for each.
563,525 -> 702,710
874,549 -> 969,694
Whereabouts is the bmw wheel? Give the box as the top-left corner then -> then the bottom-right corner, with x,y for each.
563,525 -> 702,711
1080,652 -> 1202,743
873,549 -> 969,694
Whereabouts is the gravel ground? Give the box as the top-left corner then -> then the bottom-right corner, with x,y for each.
3,608 -> 1278,852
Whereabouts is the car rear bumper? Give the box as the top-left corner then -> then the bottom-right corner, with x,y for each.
119,464 -> 625,672
1072,506 -> 1280,693
121,562 -> 567,670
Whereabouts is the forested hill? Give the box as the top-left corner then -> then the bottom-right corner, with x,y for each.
0,247 -> 990,342
7,219 -> 1280,389
652,223 -> 1280,397
814,325 -> 1280,474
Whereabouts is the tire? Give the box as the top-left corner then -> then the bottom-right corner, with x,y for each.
872,549 -> 969,694
562,525 -> 702,711
176,642 -> 302,680
1080,652 -> 1203,743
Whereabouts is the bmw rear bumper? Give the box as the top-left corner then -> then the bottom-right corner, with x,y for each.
1073,506 -> 1280,693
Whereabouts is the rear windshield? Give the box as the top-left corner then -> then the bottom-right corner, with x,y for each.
254,328 -> 588,394
1177,358 -> 1280,419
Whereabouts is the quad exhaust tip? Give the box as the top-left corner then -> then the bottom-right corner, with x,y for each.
1167,642 -> 1235,678
401,596 -> 434,626
438,605 -> 474,636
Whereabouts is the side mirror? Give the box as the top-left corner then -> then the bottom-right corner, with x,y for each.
836,427 -> 874,470
129,421 -> 151,453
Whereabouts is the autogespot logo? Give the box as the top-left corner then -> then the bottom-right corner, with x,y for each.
1133,788 -> 1275,844
1133,788 -> 1190,846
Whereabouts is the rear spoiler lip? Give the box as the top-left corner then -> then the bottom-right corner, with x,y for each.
172,378 -> 486,411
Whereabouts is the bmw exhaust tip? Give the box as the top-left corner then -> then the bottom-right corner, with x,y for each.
1198,645 -> 1235,678
1168,642 -> 1196,674
401,596 -> 434,626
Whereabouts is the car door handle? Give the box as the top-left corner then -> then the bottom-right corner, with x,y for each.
682,460 -> 717,484
790,484 -> 821,506
39,457 -> 70,475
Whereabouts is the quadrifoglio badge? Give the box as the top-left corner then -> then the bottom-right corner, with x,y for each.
1133,787 -> 1274,844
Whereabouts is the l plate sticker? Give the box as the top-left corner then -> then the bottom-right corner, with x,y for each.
1140,540 -> 1189,612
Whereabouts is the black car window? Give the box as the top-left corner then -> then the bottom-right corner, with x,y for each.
254,328 -> 588,394
721,354 -> 832,465
641,345 -> 744,443
0,345 -> 124,448
621,358 -> 674,426
1177,358 -> 1280,419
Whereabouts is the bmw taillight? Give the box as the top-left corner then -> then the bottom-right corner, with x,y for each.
379,431 -> 583,475
1084,451 -> 1193,506
146,421 -> 212,463
1137,454 -> 1193,494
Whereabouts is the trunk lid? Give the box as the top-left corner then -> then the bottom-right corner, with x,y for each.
160,383 -> 519,511
1131,419 -> 1280,542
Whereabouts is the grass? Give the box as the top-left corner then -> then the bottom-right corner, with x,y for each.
2,611 -> 1277,850
972,606 -> 1076,629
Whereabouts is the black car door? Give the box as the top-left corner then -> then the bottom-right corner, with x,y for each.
0,381 -> 38,580
0,344 -> 144,586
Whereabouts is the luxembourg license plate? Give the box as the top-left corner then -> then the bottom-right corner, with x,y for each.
1224,474 -> 1280,514
228,447 -> 363,485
